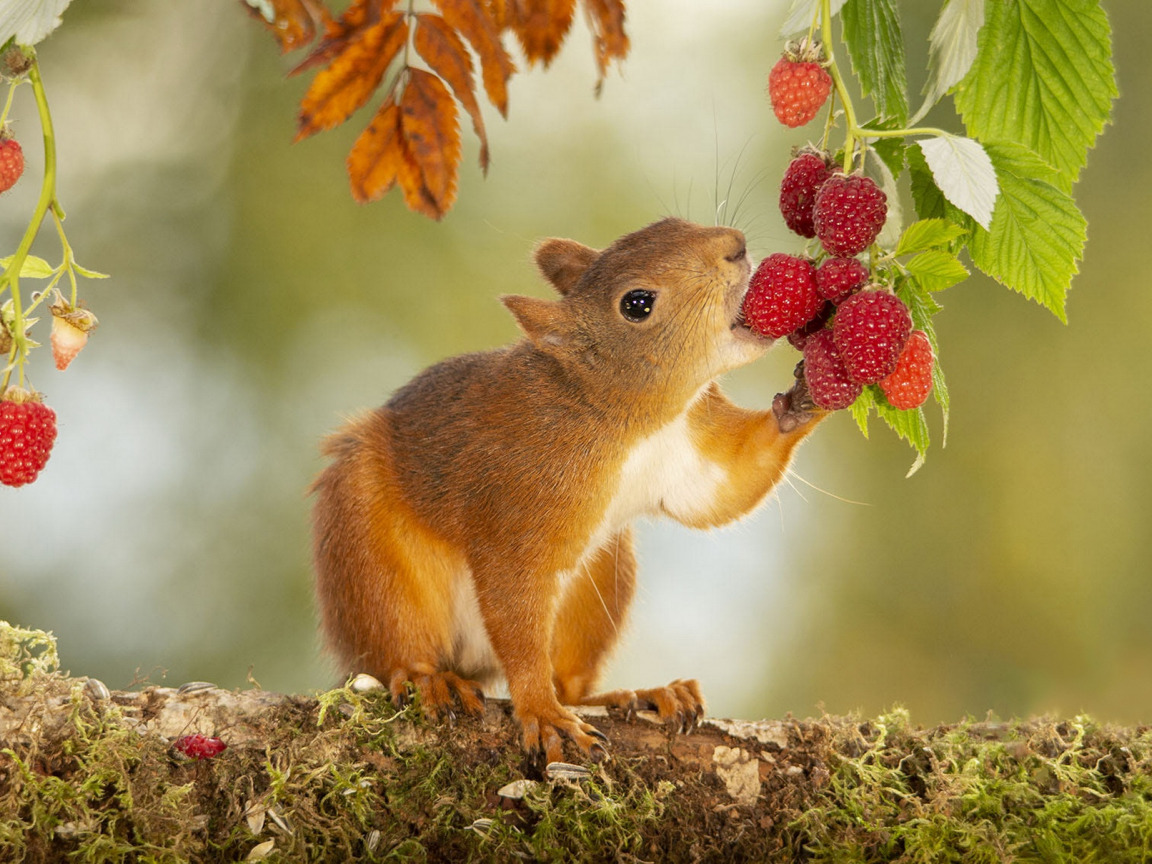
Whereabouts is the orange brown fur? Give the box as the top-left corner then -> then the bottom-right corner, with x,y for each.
310,218 -> 825,763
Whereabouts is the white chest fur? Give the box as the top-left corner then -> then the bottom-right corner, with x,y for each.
591,399 -> 727,548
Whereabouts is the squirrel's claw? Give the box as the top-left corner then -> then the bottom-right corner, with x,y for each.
773,360 -> 825,433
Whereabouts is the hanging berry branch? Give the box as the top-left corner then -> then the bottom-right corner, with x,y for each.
742,0 -> 1116,471
244,0 -> 630,219
1,12 -> 107,487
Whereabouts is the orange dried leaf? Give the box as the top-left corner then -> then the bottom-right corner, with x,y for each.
397,69 -> 462,218
243,0 -> 328,53
414,13 -> 490,172
290,0 -> 399,76
296,12 -> 408,141
509,0 -> 576,67
432,0 -> 515,117
347,97 -> 413,204
582,0 -> 629,85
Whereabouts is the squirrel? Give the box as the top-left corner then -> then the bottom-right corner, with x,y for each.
310,217 -> 825,763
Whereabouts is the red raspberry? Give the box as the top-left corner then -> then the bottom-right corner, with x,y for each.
0,390 -> 57,487
803,330 -> 861,410
787,300 -> 833,351
880,330 -> 934,410
779,151 -> 833,238
815,257 -> 869,303
172,733 -> 227,760
768,56 -> 832,128
832,290 -> 912,384
0,137 -> 23,194
741,253 -> 822,340
812,174 -> 888,257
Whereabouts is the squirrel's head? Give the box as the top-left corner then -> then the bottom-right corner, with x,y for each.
502,218 -> 770,399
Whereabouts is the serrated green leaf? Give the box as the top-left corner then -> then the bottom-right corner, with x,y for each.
968,141 -> 1085,322
954,0 -> 1115,192
917,135 -> 998,230
874,394 -> 931,466
840,0 -> 908,125
905,250 -> 969,293
907,146 -> 948,222
849,387 -> 874,438
896,218 -> 968,256
0,255 -> 56,279
893,270 -> 943,333
72,262 -> 109,279
912,0 -> 985,124
779,0 -> 848,36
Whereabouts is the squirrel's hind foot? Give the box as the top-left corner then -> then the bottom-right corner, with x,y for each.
387,667 -> 486,719
581,679 -> 705,733
517,702 -> 610,766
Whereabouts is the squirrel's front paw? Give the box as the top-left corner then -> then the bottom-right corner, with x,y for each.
773,360 -> 826,433
387,667 -> 486,720
516,702 -> 609,765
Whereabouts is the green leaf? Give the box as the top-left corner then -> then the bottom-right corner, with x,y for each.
840,0 -> 908,124
905,250 -> 969,293
916,135 -> 998,230
779,0 -> 849,35
850,387 -> 874,438
874,396 -> 930,475
72,262 -> 110,279
953,0 -> 1116,191
895,218 -> 968,256
907,146 -> 948,222
968,141 -> 1086,322
0,255 -> 55,279
912,0 -> 985,124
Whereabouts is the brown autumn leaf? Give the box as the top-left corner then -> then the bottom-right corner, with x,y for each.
241,0 -> 329,53
396,70 -> 462,218
290,0 -> 397,75
432,0 -> 515,117
582,0 -> 629,88
505,0 -> 577,67
347,70 -> 462,219
296,12 -> 408,142
414,13 -> 490,172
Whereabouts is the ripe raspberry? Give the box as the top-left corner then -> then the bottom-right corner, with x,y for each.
0,137 -> 23,194
812,173 -> 888,257
880,330 -> 934,410
172,733 -> 227,760
768,56 -> 832,128
0,389 -> 58,487
815,257 -> 869,304
803,329 -> 861,410
779,151 -> 833,238
787,300 -> 833,351
832,290 -> 913,384
741,253 -> 822,340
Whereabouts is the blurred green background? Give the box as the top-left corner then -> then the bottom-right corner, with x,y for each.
2,0 -> 1149,726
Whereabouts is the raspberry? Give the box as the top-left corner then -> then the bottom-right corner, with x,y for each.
779,151 -> 833,238
0,389 -> 58,487
803,329 -> 861,410
50,305 -> 98,371
741,253 -> 822,340
787,300 -> 833,351
812,173 -> 888,257
832,290 -> 913,384
0,137 -> 23,194
172,733 -> 227,760
880,330 -> 934,410
768,56 -> 832,128
815,257 -> 869,304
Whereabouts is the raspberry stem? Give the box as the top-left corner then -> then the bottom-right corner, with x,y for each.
0,51 -> 61,391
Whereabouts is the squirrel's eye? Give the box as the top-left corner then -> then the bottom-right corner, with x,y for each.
620,289 -> 656,322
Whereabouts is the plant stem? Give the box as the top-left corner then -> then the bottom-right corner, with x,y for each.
821,0 -> 859,172
0,52 -> 58,392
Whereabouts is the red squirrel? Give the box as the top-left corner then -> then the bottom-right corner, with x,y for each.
311,218 -> 825,763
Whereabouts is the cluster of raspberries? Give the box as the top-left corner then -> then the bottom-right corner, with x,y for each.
742,150 -> 934,412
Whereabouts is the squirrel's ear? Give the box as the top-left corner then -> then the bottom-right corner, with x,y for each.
501,295 -> 569,348
534,238 -> 598,296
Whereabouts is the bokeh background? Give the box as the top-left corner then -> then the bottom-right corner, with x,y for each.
2,0 -> 1149,726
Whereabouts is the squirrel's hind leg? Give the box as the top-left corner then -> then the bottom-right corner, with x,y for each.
311,425 -> 485,718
